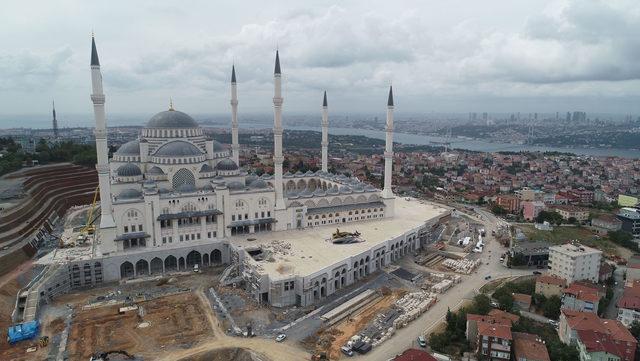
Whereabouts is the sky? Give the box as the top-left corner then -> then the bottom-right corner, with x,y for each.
1,0 -> 639,121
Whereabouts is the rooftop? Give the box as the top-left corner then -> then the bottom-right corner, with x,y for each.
478,322 -> 512,340
536,274 -> 567,287
232,198 -> 447,280
512,332 -> 551,361
549,243 -> 602,257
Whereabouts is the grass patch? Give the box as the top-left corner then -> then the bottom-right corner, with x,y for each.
518,225 -> 619,255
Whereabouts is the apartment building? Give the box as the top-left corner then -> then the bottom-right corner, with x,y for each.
548,243 -> 601,283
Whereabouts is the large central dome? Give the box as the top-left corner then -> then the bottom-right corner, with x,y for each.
146,110 -> 199,128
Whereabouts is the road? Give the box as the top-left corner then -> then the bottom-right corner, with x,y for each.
366,206 -> 530,360
604,265 -> 626,319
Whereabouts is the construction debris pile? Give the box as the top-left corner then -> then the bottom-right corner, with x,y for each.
441,258 -> 481,274
419,272 -> 461,293
392,292 -> 437,329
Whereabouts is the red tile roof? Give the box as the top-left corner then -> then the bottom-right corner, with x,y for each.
536,274 -> 567,287
513,293 -> 532,306
617,282 -> 640,311
577,329 -> 633,360
512,332 -> 551,361
563,310 -> 637,345
393,349 -> 438,361
467,313 -> 513,326
478,322 -> 513,340
563,283 -> 601,303
488,309 -> 520,323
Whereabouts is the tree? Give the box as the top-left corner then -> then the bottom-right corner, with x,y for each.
491,204 -> 507,215
472,294 -> 492,315
542,295 -> 561,319
495,292 -> 514,312
630,321 -> 640,339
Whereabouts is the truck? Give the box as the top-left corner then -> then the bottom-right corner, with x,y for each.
7,320 -> 40,344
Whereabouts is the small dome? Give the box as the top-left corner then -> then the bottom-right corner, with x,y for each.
313,188 -> 326,196
249,179 -> 268,189
176,183 -> 196,193
294,171 -> 304,176
300,188 -> 313,198
339,186 -> 352,194
227,181 -> 245,190
327,185 -> 339,195
200,164 -> 214,173
352,184 -> 365,193
215,159 -> 239,171
115,140 -> 140,155
119,188 -> 142,199
245,174 -> 259,186
147,166 -> 165,175
202,183 -> 214,191
286,190 -> 299,198
261,174 -> 273,180
212,140 -> 226,151
117,163 -> 142,177
155,141 -> 203,157
365,184 -> 377,191
146,110 -> 199,128
284,171 -> 293,177
304,170 -> 314,176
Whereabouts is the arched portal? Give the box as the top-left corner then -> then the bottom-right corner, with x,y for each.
186,250 -> 202,268
120,262 -> 134,278
211,249 -> 222,264
150,257 -> 163,275
135,259 -> 149,276
165,255 -> 177,271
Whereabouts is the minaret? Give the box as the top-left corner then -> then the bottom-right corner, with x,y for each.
90,35 -> 116,232
52,100 -> 59,138
382,86 -> 394,199
230,65 -> 240,165
272,51 -> 285,209
321,91 -> 329,173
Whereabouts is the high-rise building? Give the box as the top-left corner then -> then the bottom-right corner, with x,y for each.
549,243 -> 601,283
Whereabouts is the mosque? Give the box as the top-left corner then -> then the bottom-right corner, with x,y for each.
36,37 -> 447,308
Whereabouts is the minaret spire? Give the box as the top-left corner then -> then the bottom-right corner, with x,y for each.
52,100 -> 59,138
272,50 -> 285,209
382,85 -> 395,202
321,91 -> 329,173
89,34 -> 116,246
230,65 -> 240,165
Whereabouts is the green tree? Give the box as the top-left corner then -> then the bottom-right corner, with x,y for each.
471,294 -> 492,315
542,295 -> 561,319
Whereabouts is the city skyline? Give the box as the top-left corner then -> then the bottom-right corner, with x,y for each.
1,0 -> 639,116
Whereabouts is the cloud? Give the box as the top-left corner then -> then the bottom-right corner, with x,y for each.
0,47 -> 73,91
458,0 -> 640,84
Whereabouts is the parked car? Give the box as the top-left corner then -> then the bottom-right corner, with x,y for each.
484,275 -> 492,280
533,271 -> 542,275
341,346 -> 353,357
417,335 -> 427,347
275,334 -> 286,342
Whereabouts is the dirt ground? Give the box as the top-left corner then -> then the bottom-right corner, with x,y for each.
311,290 -> 403,360
177,347 -> 270,361
67,292 -> 213,360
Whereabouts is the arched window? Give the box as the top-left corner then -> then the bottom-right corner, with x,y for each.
172,168 -> 195,190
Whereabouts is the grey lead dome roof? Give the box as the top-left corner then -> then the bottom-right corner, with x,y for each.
146,110 -> 199,129
115,140 -> 140,155
215,158 -> 239,171
117,163 -> 142,177
154,141 -> 203,157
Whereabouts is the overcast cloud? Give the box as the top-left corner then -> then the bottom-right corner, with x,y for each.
0,0 -> 639,117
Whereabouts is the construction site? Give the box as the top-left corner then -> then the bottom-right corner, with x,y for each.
0,164 -> 486,361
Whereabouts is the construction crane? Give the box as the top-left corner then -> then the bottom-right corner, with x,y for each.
81,186 -> 100,236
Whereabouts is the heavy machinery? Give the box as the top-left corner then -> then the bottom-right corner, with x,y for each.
81,186 -> 100,235
331,228 -> 362,244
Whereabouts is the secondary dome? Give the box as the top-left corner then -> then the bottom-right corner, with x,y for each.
117,163 -> 142,177
115,139 -> 140,155
154,141 -> 203,157
146,110 -> 199,128
215,158 -> 239,171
